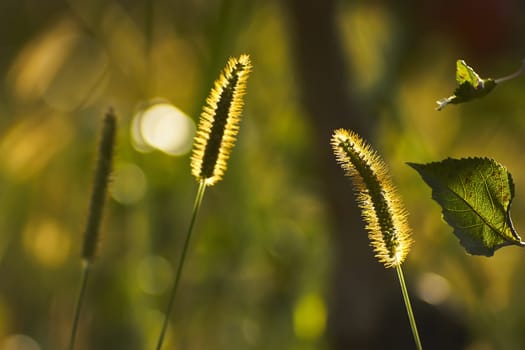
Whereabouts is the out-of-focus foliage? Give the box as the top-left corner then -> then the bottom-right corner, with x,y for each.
1,0 -> 525,350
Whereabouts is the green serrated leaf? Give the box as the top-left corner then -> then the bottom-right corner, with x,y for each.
408,157 -> 524,256
436,60 -> 497,111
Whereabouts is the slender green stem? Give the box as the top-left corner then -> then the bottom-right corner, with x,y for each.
68,261 -> 91,350
155,180 -> 207,350
395,265 -> 423,350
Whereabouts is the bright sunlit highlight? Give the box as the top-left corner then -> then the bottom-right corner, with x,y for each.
137,103 -> 195,156
136,255 -> 173,295
242,318 -> 260,345
293,292 -> 327,340
416,272 -> 451,305
111,162 -> 147,205
22,218 -> 70,267
2,334 -> 41,350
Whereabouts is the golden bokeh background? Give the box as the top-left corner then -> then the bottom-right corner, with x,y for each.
1,0 -> 525,349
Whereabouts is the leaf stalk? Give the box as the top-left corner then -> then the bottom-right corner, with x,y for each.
495,59 -> 525,84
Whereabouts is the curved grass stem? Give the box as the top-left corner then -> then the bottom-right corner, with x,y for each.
155,180 -> 207,350
395,265 -> 423,350
68,262 -> 91,350
495,59 -> 525,84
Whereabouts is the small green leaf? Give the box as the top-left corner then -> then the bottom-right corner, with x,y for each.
408,157 -> 524,256
436,60 -> 497,111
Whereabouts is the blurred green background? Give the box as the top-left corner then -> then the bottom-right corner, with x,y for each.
1,0 -> 525,349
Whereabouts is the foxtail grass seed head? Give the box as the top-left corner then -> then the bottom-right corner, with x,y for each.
82,109 -> 116,263
331,129 -> 412,268
191,54 -> 252,186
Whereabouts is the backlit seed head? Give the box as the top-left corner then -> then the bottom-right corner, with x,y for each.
331,129 -> 412,268
191,54 -> 252,186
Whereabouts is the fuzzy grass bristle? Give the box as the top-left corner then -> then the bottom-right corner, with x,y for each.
191,54 -> 252,186
81,109 -> 116,263
331,129 -> 412,268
